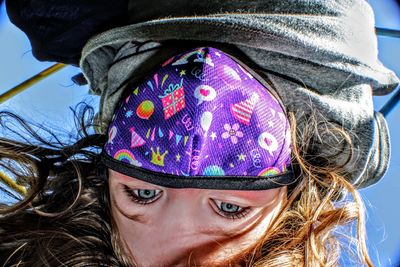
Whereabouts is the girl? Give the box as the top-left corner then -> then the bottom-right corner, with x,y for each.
1,0 -> 399,266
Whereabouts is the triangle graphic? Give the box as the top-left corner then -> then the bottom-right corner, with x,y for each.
158,127 -> 164,138
230,93 -> 259,125
184,136 -> 189,146
176,134 -> 182,145
130,127 -> 146,148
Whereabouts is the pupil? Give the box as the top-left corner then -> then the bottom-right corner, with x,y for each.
140,190 -> 154,198
222,202 -> 238,213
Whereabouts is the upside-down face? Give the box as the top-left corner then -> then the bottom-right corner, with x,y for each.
109,169 -> 287,266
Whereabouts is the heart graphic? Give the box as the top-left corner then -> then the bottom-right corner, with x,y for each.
264,137 -> 272,146
200,88 -> 210,97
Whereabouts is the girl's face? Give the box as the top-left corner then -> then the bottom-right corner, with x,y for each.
109,169 -> 286,266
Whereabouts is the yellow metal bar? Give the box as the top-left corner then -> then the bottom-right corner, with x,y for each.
0,171 -> 26,196
0,63 -> 66,104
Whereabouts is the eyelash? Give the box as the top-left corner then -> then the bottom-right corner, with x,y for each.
212,200 -> 251,220
122,185 -> 162,205
122,186 -> 252,220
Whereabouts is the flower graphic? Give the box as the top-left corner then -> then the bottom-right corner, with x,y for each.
222,123 -> 243,144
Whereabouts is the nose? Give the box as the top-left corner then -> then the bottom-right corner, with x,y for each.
139,196 -> 207,266
129,190 -> 230,267
162,190 -> 204,236
158,190 -> 222,248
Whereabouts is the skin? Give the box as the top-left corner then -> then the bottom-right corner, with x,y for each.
109,169 -> 287,267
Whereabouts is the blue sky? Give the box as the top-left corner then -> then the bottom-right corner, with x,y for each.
0,1 -> 399,266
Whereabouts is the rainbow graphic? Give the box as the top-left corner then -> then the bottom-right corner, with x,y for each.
258,167 -> 281,177
172,50 -> 203,66
171,48 -> 213,67
114,149 -> 137,164
203,165 -> 225,176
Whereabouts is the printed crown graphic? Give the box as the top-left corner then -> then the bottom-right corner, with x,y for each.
150,147 -> 168,166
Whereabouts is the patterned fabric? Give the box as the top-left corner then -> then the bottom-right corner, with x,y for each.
103,47 -> 292,188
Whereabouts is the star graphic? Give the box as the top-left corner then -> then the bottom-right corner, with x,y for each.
238,154 -> 246,161
179,69 -> 186,76
176,153 -> 181,162
215,51 -> 221,57
125,110 -> 134,118
268,120 -> 274,127
229,163 -> 235,168
210,132 -> 217,141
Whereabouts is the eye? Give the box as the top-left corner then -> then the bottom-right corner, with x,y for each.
123,185 -> 162,205
136,189 -> 159,199
219,202 -> 242,213
213,200 -> 251,220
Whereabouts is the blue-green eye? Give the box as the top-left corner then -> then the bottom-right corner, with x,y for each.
213,200 -> 251,220
219,202 -> 242,213
135,189 -> 159,199
123,186 -> 162,204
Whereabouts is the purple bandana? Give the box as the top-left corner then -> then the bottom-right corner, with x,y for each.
102,47 -> 293,190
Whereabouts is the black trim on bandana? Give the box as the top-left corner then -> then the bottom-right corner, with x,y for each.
101,151 -> 297,190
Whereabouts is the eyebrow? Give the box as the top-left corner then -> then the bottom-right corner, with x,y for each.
111,195 -> 148,224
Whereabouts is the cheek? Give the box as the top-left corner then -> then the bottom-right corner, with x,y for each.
110,194 -> 162,261
248,187 -> 286,238
202,191 -> 287,264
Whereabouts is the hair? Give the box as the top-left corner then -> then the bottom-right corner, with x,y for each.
0,101 -> 373,266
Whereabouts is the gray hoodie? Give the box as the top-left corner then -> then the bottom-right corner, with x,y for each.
79,0 -> 399,188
